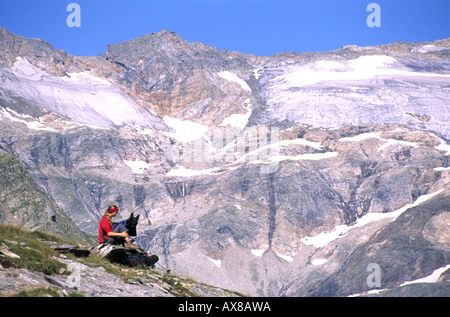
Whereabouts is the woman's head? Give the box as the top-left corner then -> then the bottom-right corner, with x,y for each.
105,204 -> 119,217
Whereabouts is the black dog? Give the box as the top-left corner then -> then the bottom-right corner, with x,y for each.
112,212 -> 140,237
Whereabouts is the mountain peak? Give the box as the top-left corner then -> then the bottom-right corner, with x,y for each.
105,29 -> 194,63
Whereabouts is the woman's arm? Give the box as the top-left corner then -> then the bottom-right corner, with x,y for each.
107,231 -> 128,238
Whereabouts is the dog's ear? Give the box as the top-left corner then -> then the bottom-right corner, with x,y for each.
135,215 -> 140,221
130,212 -> 134,218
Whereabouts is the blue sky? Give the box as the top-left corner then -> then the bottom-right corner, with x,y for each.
0,0 -> 449,57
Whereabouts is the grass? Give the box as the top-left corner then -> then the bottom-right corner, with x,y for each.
14,287 -> 85,297
0,224 -> 69,275
160,272 -> 199,297
0,224 -> 131,279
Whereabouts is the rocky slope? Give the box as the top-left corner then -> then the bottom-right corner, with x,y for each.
0,152 -> 91,242
0,224 -> 241,297
0,27 -> 449,296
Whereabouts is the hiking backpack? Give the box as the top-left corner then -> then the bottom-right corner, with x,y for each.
121,251 -> 159,269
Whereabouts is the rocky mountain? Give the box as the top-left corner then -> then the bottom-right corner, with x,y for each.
0,26 -> 449,296
0,152 -> 91,242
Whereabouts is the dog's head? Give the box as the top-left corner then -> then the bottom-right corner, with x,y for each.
126,213 -> 140,236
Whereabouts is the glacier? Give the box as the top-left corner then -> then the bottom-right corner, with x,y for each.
256,55 -> 450,139
1,57 -> 165,131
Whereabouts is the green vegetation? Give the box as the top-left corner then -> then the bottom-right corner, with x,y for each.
14,287 -> 85,297
0,224 -> 69,275
160,272 -> 199,297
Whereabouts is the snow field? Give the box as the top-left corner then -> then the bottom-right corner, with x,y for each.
278,55 -> 450,88
5,57 -> 158,129
218,71 -> 251,92
165,124 -> 338,177
301,189 -> 444,248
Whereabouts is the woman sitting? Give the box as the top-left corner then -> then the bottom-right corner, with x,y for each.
98,204 -> 135,247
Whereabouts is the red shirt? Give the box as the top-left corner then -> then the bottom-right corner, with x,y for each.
98,216 -> 112,243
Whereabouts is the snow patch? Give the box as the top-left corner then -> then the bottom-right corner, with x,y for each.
133,126 -> 154,136
223,135 -> 324,167
219,99 -> 252,129
339,132 -> 381,142
218,71 -> 251,92
312,258 -> 328,266
253,67 -> 263,80
339,132 -> 420,151
249,151 -> 338,165
251,249 -> 266,257
378,138 -> 419,151
124,160 -> 152,174
434,167 -> 450,172
166,135 -> 332,177
276,252 -> 294,262
0,106 -> 108,132
411,45 -> 449,54
250,247 -> 293,262
301,224 -> 350,249
435,139 -> 450,155
165,166 -> 223,177
0,107 -> 58,132
207,257 -> 222,268
232,135 -> 329,166
163,116 -> 209,143
274,137 -> 323,150
301,189 -> 444,248
348,289 -> 389,297
400,264 -> 450,286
